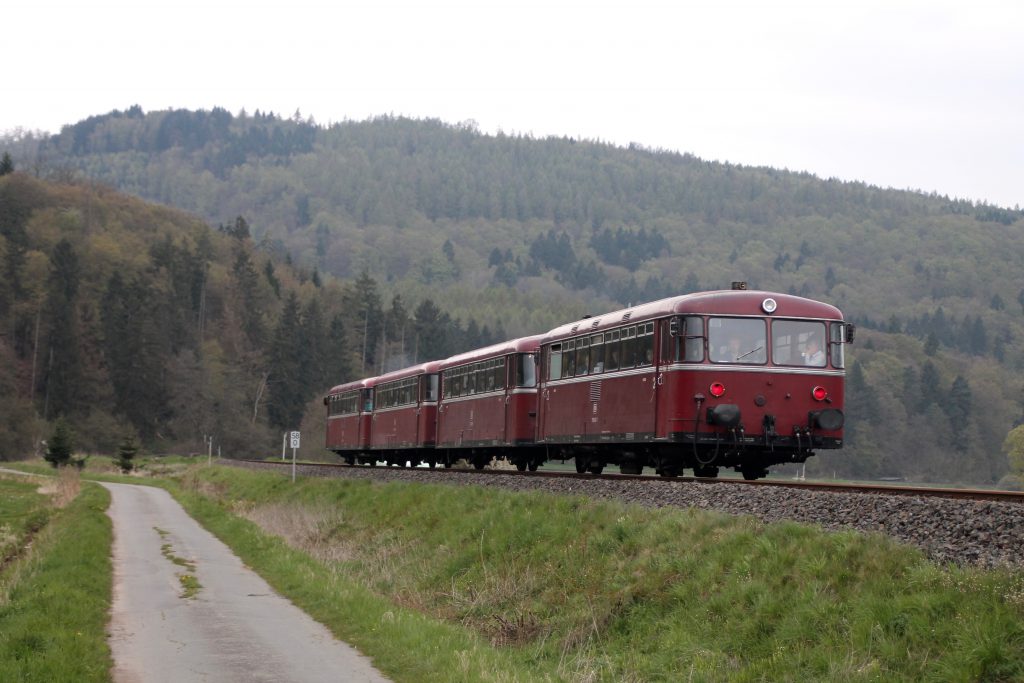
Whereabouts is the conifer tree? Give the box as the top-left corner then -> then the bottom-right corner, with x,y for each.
945,375 -> 973,452
918,361 -> 941,412
325,313 -> 353,385
268,292 -> 306,430
116,434 -> 139,473
0,152 -> 13,176
45,418 -> 74,468
43,239 -> 82,418
342,271 -> 383,372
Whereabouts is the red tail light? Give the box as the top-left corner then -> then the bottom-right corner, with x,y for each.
812,386 -> 827,401
710,382 -> 726,398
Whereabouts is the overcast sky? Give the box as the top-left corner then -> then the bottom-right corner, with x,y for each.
5,0 -> 1022,208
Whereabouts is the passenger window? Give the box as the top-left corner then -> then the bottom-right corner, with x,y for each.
591,334 -> 604,373
638,322 -> 654,366
621,327 -> 637,368
548,344 -> 562,380
565,340 -> 577,376
575,337 -> 590,376
605,330 -> 621,371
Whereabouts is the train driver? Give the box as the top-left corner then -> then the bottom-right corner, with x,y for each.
803,337 -> 825,366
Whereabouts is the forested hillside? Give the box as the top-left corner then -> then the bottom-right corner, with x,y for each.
3,108 -> 1023,484
0,172 -> 500,460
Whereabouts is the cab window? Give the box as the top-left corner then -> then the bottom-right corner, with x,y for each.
772,320 -> 826,367
708,318 -> 767,364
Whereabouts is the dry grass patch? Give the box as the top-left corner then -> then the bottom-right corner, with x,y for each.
241,503 -> 358,564
36,468 -> 81,508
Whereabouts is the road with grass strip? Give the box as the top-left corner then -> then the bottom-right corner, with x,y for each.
103,482 -> 390,682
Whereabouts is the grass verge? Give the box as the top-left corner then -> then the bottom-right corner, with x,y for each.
174,465 -> 1024,682
0,473 -> 113,682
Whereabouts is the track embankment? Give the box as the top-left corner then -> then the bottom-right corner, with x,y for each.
228,460 -> 1024,568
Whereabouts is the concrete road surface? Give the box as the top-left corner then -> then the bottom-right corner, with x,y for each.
103,482 -> 391,683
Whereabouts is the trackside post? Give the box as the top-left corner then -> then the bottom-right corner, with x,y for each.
290,431 -> 300,482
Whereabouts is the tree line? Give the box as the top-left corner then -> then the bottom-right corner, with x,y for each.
0,172 -> 500,460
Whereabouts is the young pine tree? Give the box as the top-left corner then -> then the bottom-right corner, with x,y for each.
45,418 -> 74,468
116,434 -> 139,473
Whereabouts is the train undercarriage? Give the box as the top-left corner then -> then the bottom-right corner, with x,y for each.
335,435 -> 836,480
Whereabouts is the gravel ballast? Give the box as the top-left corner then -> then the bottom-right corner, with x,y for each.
227,460 -> 1024,569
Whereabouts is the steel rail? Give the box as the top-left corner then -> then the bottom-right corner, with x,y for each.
231,458 -> 1024,504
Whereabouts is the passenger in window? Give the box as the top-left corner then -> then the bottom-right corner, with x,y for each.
803,337 -> 825,366
642,348 -> 653,366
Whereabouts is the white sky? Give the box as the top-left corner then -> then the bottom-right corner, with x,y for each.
5,0 -> 1023,208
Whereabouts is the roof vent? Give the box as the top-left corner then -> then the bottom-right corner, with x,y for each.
621,311 -> 632,322
591,320 -> 600,329
731,281 -> 748,290
570,324 -> 579,333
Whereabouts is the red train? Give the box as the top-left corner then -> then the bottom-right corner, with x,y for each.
325,287 -> 853,479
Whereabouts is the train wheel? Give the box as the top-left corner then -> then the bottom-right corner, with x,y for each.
575,456 -> 587,474
527,460 -> 539,472
588,464 -> 604,475
693,465 -> 719,478
515,461 -> 527,472
741,467 -> 767,480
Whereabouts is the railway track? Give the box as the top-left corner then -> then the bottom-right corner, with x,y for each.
227,458 -> 1024,567
235,458 -> 1024,505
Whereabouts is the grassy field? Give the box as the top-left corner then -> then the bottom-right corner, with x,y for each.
170,465 -> 1024,682
2,457 -> 1022,681
0,470 -> 113,682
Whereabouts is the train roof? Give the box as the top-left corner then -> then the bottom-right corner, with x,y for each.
439,334 -> 546,369
326,376 -> 377,396
542,290 -> 844,341
371,360 -> 443,385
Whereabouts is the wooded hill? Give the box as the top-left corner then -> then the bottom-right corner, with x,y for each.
3,108 -> 1023,485
0,172 -> 503,461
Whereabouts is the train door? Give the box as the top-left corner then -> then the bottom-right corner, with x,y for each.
503,354 -> 513,445
655,318 -> 673,438
537,343 -> 557,442
359,387 -> 374,448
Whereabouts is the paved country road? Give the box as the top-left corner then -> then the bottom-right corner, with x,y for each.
102,482 -> 390,683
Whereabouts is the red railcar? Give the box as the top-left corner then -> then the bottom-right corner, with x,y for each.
324,377 -> 378,464
537,289 -> 851,478
324,287 -> 851,479
367,361 -> 442,466
436,335 -> 545,470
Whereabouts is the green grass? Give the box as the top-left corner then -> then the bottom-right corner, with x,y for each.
0,477 -> 113,682
0,477 -> 50,573
173,465 -> 1024,682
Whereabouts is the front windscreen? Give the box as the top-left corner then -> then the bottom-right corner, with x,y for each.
772,320 -> 827,367
708,318 -> 767,364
